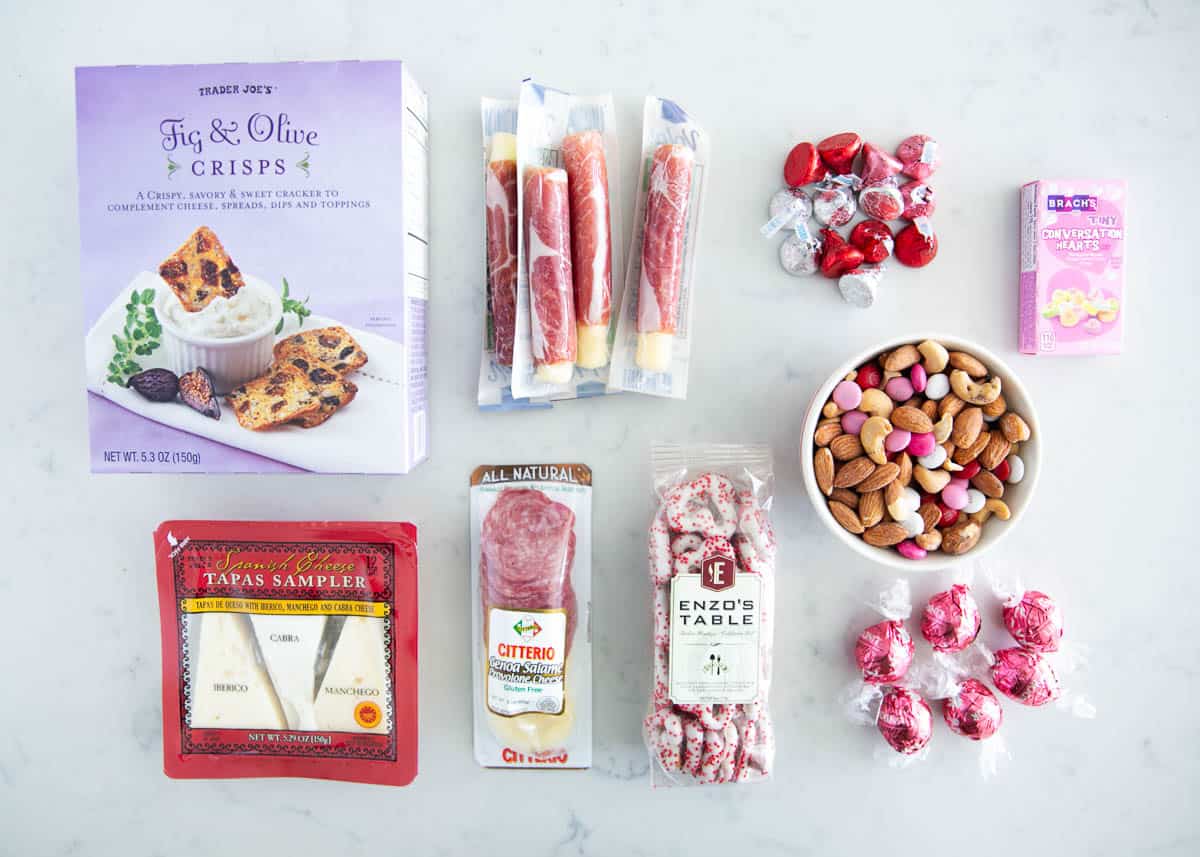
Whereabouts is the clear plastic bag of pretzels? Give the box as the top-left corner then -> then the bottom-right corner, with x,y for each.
644,442 -> 776,787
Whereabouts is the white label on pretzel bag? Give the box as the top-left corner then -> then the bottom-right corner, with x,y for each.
668,556 -> 762,705
486,608 -> 567,717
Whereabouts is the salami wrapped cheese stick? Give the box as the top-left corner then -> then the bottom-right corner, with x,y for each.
485,132 -> 519,366
636,144 -> 694,373
524,166 -> 577,385
562,130 -> 613,369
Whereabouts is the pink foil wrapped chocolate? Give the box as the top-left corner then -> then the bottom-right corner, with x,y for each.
896,134 -> 940,180
877,687 -> 933,755
991,646 -> 1061,706
921,583 -> 982,653
855,619 -> 914,684
900,180 -> 936,219
860,142 -> 903,186
1003,590 -> 1064,653
859,181 -> 904,221
942,678 -> 1003,741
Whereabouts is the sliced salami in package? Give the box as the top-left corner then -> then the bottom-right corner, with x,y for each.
470,464 -> 592,768
154,520 -> 418,785
609,96 -> 710,400
511,80 -> 622,402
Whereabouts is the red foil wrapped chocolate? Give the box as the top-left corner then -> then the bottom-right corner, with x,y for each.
991,647 -> 1061,706
855,619 -> 914,684
921,583 -> 982,653
860,142 -> 903,186
1003,590 -> 1064,653
877,687 -> 933,755
859,181 -> 904,221
942,678 -> 1003,741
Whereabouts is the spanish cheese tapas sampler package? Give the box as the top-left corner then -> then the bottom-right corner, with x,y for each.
154,521 -> 418,785
76,61 -> 429,473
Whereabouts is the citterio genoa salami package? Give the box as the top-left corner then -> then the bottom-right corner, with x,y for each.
470,464 -> 593,768
154,520 -> 418,785
643,443 -> 776,786
609,96 -> 710,400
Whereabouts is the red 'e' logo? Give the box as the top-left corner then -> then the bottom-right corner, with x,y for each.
701,554 -> 736,592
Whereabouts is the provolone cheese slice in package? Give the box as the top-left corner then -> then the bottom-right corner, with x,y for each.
469,464 -> 592,768
154,520 -> 417,785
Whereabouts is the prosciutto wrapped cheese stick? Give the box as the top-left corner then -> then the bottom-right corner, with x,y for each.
485,132 -> 519,366
636,145 -> 694,373
524,166 -> 577,384
562,130 -> 613,369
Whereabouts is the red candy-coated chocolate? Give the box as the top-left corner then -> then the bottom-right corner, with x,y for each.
855,619 -> 914,684
895,222 -> 938,267
959,460 -> 981,480
877,687 -> 933,755
1003,590 -> 1064,653
849,220 -> 894,264
817,132 -> 863,176
991,647 -> 1061,706
900,180 -> 936,219
820,228 -> 864,279
896,134 -> 940,180
860,182 -> 904,221
942,679 -> 1003,741
860,142 -> 903,186
992,459 -> 1011,482
938,504 -> 959,527
784,142 -> 827,187
921,584 -> 982,653
856,362 -> 883,389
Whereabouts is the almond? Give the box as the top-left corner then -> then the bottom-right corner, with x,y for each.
815,419 -> 843,447
953,430 -> 992,465
881,344 -> 921,372
833,456 -> 875,488
939,393 -> 965,419
948,351 -> 988,377
918,503 -> 941,533
942,521 -> 982,555
982,394 -> 1007,419
896,452 -> 913,488
921,399 -> 939,421
830,433 -> 865,462
814,448 -> 834,496
857,461 -> 900,493
830,487 -> 860,508
1000,412 -> 1031,443
970,469 -> 1004,499
978,433 -> 1012,471
884,478 -> 904,508
891,406 -> 933,434
951,407 -> 983,448
863,522 -> 908,547
828,500 -> 864,534
859,490 -> 885,527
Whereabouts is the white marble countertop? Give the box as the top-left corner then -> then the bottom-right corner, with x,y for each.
2,0 -> 1196,854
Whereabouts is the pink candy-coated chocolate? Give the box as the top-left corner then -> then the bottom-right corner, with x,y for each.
884,376 -> 914,402
942,679 -> 1002,741
814,185 -> 856,227
860,183 -> 904,221
832,380 -> 863,410
941,481 -> 969,510
991,647 -> 1061,706
920,583 -> 982,652
906,432 -> 936,457
877,687 -> 933,755
855,619 -> 914,684
884,429 -> 911,453
860,142 -> 903,186
1003,590 -> 1064,653
897,540 -> 926,560
900,180 -> 936,219
896,134 -> 940,180
909,364 -> 927,393
841,410 -> 868,435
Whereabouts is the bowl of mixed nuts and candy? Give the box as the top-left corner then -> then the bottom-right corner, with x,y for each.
800,335 -> 1039,570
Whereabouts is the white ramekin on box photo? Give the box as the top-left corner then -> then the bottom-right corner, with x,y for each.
799,334 -> 1041,573
156,274 -> 283,394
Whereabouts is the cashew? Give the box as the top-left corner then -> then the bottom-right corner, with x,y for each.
860,416 -> 893,466
968,498 -> 1011,525
859,387 -> 894,418
844,371 -> 857,382
881,370 -> 902,383
949,369 -> 1002,406
822,400 -> 843,419
913,466 -> 950,494
917,339 -> 949,374
932,413 -> 953,443
914,529 -> 942,552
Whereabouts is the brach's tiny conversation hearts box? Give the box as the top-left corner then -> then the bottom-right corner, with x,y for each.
1019,180 -> 1127,355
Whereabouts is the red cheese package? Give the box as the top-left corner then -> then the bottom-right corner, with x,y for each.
153,520 -> 418,785
643,443 -> 776,786
470,464 -> 593,768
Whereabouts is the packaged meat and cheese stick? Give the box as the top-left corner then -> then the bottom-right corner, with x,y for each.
470,464 -> 593,768
643,443 -> 776,786
478,98 -> 550,411
153,520 -> 418,785
511,80 -> 622,401
609,96 -> 710,399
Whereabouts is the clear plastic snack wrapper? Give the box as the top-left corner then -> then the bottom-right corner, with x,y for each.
909,649 -> 1009,777
470,463 -> 593,768
609,96 -> 710,399
510,80 -> 622,402
643,443 -> 776,786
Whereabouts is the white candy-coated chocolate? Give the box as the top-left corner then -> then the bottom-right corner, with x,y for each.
1007,454 -> 1025,484
924,373 -> 950,400
901,512 -> 925,538
964,489 -> 986,514
917,446 -> 948,470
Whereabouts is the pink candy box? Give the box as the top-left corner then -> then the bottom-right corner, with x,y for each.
1019,180 -> 1127,355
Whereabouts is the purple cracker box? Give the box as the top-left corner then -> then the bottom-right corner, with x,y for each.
76,60 -> 429,473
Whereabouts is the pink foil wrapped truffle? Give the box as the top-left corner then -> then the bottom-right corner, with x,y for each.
1003,590 -> 1064,653
855,619 -> 914,684
896,134 -> 940,180
942,678 -> 1003,740
921,583 -> 982,653
877,687 -> 933,755
991,647 -> 1061,706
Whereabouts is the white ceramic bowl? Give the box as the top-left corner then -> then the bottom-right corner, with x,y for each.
799,334 -> 1041,572
156,274 -> 283,394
